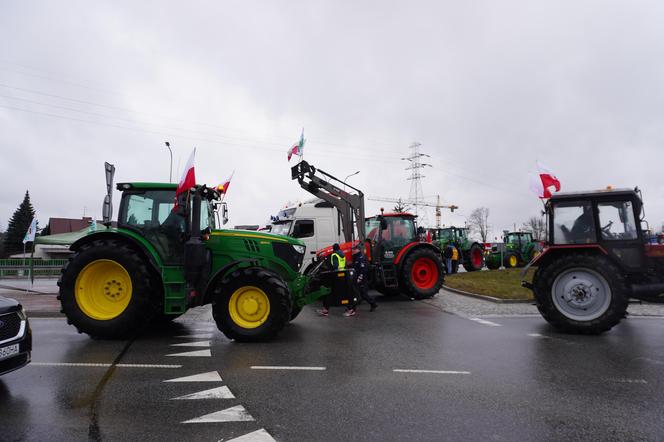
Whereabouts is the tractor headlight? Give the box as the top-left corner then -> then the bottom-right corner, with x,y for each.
292,244 -> 306,255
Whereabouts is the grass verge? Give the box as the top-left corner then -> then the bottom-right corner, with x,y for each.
444,268 -> 535,301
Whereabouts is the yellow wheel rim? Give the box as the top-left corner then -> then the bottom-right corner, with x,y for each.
75,259 -> 133,320
509,255 -> 518,267
228,286 -> 270,329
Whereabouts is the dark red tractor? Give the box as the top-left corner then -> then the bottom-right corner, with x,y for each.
522,187 -> 664,334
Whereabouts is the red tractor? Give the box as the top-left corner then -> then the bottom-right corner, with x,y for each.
522,187 -> 664,334
292,161 -> 444,300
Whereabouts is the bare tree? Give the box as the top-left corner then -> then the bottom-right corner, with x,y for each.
393,198 -> 411,213
468,207 -> 490,242
522,216 -> 546,240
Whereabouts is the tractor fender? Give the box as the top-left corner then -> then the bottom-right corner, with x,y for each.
520,244 -> 608,278
202,258 -> 261,304
70,231 -> 164,272
394,242 -> 441,268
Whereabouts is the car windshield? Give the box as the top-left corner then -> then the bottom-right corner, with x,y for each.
271,221 -> 292,236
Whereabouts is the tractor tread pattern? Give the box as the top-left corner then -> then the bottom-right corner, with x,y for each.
533,254 -> 629,334
212,267 -> 292,342
58,239 -> 160,339
401,248 -> 444,300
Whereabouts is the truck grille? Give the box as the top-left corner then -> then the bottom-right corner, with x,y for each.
0,312 -> 21,342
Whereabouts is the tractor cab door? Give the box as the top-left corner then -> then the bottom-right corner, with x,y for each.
119,189 -> 186,265
595,199 -> 645,271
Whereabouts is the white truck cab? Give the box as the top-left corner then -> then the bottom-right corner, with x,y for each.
270,198 -> 346,270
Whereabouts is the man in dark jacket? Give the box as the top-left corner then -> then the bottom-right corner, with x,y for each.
344,243 -> 378,316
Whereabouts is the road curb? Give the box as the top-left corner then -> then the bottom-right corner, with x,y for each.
442,285 -> 533,304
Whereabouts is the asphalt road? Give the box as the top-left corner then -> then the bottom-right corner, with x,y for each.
2,294 -> 664,441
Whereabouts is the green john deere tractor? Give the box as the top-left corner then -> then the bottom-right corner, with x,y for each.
430,226 -> 484,272
485,231 -> 542,270
57,164 -> 341,342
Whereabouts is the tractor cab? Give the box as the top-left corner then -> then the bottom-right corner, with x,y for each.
545,188 -> 646,271
504,232 -> 533,246
366,213 -> 418,261
116,183 -> 221,265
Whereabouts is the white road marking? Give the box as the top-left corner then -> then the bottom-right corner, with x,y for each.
182,405 -> 254,424
166,349 -> 212,357
171,386 -> 235,400
393,369 -> 471,375
188,327 -> 215,332
170,341 -> 211,347
250,366 -> 326,371
175,334 -> 214,339
164,371 -> 223,383
605,378 -> 648,384
30,362 -> 181,368
528,333 -> 547,338
225,428 -> 276,442
469,318 -> 501,327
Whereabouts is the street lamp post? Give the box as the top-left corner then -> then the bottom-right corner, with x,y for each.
343,171 -> 360,190
165,141 -> 173,183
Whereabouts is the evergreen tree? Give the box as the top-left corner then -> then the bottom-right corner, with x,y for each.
3,191 -> 36,257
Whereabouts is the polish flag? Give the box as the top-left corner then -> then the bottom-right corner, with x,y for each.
174,148 -> 196,211
217,170 -> 235,194
529,161 -> 561,199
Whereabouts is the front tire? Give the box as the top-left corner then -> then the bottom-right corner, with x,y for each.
212,268 -> 291,342
401,248 -> 444,300
58,239 -> 160,339
504,253 -> 519,268
533,254 -> 628,334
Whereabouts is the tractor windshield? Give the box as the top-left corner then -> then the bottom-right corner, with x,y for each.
552,201 -> 597,245
597,201 -> 638,240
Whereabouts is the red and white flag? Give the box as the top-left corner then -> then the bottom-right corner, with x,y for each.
287,128 -> 305,161
174,148 -> 196,211
529,161 -> 561,199
217,170 -> 235,194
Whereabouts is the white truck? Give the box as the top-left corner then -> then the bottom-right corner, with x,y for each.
270,198 -> 346,270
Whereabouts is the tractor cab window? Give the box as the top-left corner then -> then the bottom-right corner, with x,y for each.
553,201 -> 596,245
119,189 -> 184,264
597,201 -> 637,241
199,200 -> 215,231
383,217 -> 416,248
456,228 -> 467,240
439,229 -> 454,241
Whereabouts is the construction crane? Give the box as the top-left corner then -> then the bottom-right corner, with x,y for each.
367,195 -> 458,228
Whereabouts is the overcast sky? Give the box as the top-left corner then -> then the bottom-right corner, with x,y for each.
1,1 -> 663,239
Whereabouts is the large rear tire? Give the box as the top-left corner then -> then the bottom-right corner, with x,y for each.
401,248 -> 444,300
463,244 -> 484,272
57,239 -> 160,339
212,268 -> 291,342
533,254 -> 628,334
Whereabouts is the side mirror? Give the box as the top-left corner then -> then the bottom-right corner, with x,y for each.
221,202 -> 229,225
417,226 -> 424,235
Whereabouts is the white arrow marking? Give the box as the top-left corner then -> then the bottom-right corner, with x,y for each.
166,349 -> 212,357
175,334 -> 214,339
164,371 -> 222,383
182,405 -> 254,423
171,386 -> 235,400
226,428 -> 276,442
170,341 -> 211,347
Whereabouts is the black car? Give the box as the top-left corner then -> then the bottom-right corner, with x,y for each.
0,296 -> 32,376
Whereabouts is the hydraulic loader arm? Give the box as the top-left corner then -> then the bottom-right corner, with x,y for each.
291,160 -> 365,243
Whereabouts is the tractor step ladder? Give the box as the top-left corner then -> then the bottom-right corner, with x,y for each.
162,266 -> 187,314
381,263 -> 399,288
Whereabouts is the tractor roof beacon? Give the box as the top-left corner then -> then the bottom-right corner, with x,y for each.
291,160 -> 444,300
522,187 -> 664,334
57,164 -> 331,342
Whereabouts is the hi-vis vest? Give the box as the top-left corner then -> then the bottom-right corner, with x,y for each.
331,251 -> 346,270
